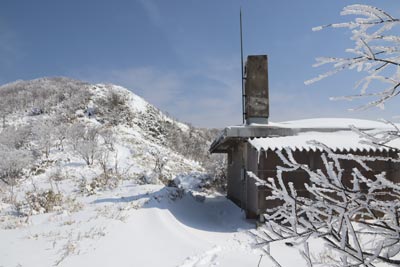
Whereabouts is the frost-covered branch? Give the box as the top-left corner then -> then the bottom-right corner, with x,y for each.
255,146 -> 400,266
306,4 -> 400,110
254,4 -> 400,266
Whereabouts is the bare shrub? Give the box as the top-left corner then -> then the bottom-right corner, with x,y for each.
68,123 -> 100,165
79,175 -> 120,196
32,120 -> 54,158
18,189 -> 63,215
99,128 -> 115,151
94,87 -> 133,126
0,146 -> 34,203
0,125 -> 31,149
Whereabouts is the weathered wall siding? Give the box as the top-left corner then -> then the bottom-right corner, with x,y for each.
244,144 -> 268,217
226,140 -> 400,217
256,150 -> 282,212
391,159 -> 400,184
227,143 -> 245,206
246,175 -> 260,218
258,149 -> 400,212
246,144 -> 258,174
238,147 -> 400,216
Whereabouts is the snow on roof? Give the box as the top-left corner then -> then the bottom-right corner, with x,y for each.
267,118 -> 393,130
210,118 -> 400,153
248,130 -> 398,152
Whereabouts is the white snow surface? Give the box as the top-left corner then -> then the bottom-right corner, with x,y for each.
0,183 -> 310,267
245,118 -> 400,152
252,118 -> 395,129
2,80 -> 396,266
249,130 -> 400,152
0,79 -> 308,267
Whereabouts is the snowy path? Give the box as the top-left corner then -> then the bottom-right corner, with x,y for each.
0,185 -> 304,267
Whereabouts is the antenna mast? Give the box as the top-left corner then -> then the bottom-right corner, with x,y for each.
240,8 -> 245,124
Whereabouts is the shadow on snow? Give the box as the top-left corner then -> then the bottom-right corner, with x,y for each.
93,187 -> 254,233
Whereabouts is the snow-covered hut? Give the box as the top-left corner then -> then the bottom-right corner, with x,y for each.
209,55 -> 400,219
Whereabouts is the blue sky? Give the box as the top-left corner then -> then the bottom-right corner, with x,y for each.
1,0 -> 399,127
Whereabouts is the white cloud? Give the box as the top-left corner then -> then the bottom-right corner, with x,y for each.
137,0 -> 163,28
72,56 -> 244,128
108,67 -> 183,108
0,24 -> 20,67
73,60 -> 387,128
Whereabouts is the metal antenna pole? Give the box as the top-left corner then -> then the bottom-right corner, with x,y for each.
240,8 -> 245,124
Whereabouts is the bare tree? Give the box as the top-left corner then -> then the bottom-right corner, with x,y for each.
0,125 -> 31,149
67,123 -> 86,150
96,147 -> 110,179
74,126 -> 100,166
53,123 -> 67,151
0,101 -> 11,128
32,120 -> 54,159
99,127 -> 115,151
0,145 -> 34,203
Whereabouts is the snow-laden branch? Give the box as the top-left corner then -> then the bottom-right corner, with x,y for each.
306,4 -> 400,111
254,5 -> 400,266
255,145 -> 400,266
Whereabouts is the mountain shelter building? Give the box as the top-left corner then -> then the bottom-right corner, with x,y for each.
209,55 -> 400,219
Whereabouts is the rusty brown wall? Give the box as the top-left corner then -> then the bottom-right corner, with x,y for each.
255,149 -> 400,213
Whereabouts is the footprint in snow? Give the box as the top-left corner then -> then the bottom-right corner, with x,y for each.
178,246 -> 222,267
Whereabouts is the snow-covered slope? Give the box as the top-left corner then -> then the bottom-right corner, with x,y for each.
0,183 -> 309,267
0,77 -> 207,185
0,77 -> 240,266
1,77 -> 376,267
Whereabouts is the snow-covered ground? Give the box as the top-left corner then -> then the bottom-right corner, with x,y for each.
0,78 -> 298,267
4,78 -> 394,266
0,181 -> 307,267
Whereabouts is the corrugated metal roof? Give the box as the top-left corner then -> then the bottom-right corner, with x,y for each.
248,131 -> 398,152
210,118 -> 400,154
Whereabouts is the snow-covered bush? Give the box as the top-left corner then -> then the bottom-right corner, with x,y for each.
0,125 -> 32,150
153,153 -> 168,184
67,122 -> 86,150
0,100 -> 12,128
53,122 -> 67,151
202,154 -> 227,192
32,120 -> 54,158
99,127 -> 115,151
94,87 -> 134,126
0,145 -> 34,202
172,172 -> 211,191
137,172 -> 159,185
18,189 -> 63,215
68,123 -> 100,166
0,147 -> 34,185
79,174 -> 120,196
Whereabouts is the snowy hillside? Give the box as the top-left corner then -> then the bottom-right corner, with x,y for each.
0,77 -> 218,185
0,77 -> 377,267
0,77 -> 257,267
